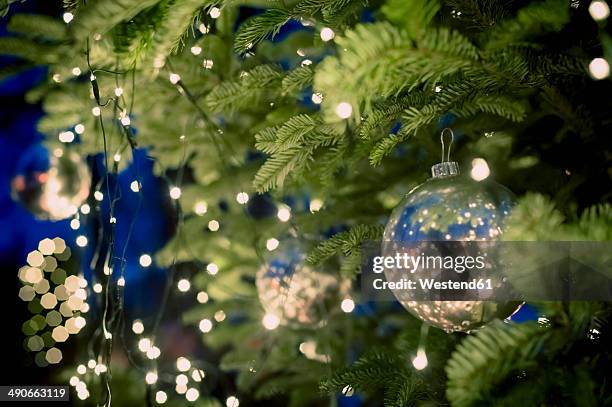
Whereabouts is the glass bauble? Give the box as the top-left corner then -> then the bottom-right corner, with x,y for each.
256,238 -> 349,326
382,166 -> 521,332
11,148 -> 90,220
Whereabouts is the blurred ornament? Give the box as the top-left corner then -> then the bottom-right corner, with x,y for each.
256,237 -> 349,326
11,147 -> 91,220
382,129 -> 521,332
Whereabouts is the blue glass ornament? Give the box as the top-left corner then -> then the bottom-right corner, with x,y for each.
11,147 -> 90,220
256,237 -> 349,326
381,129 -> 521,332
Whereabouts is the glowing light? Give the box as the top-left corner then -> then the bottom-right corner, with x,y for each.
52,73 -> 61,83
197,291 -> 209,303
139,254 -> 152,267
320,27 -> 335,42
198,23 -> 209,34
311,93 -> 323,104
203,59 -> 214,69
412,349 -> 428,370
176,357 -> 191,372
341,298 -> 355,313
138,338 -> 152,352
310,198 -> 323,212
589,1 -> 610,20
53,148 -> 63,158
335,102 -> 353,119
470,158 -> 490,181
114,87 -> 124,97
214,310 -> 226,322
192,369 -> 204,382
236,192 -> 249,204
77,364 -> 86,374
94,191 -> 103,201
169,73 -> 181,84
72,67 -> 81,76
76,235 -> 88,247
27,251 -> 44,267
117,277 -> 125,286
186,388 -> 199,402
262,313 -> 280,330
209,6 -> 221,18
176,374 -> 188,386
177,279 -> 191,292
589,58 -> 610,80
59,131 -> 75,143
208,220 -> 220,231
87,359 -> 96,369
93,283 -> 102,293
146,346 -> 161,359
113,153 -> 121,162
80,204 -> 91,214
198,318 -> 213,333
277,206 -> 291,222
226,396 -> 240,407
155,391 -> 167,404
132,320 -> 144,334
266,238 -> 279,251
191,46 -> 202,55
170,186 -> 182,200
63,12 -> 74,23
70,376 -> 79,386
92,107 -> 101,116
145,371 -> 158,384
206,263 -> 219,275
130,180 -> 140,192
120,115 -> 131,126
37,239 -> 54,255
194,201 -> 207,215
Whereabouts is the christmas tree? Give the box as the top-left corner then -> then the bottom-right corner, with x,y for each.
1,0 -> 611,406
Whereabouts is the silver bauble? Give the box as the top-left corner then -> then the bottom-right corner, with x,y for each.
256,238 -> 349,326
382,161 -> 521,332
11,150 -> 91,220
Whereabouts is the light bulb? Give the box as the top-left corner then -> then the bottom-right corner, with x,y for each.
589,1 -> 610,20
199,318 -> 213,333
589,57 -> 610,80
320,27 -> 335,42
169,186 -> 182,200
277,206 -> 291,222
177,279 -> 190,292
176,356 -> 191,372
266,238 -> 279,251
412,349 -> 428,370
236,192 -> 249,204
132,320 -> 144,334
169,73 -> 181,84
262,313 -> 280,330
470,158 -> 490,181
335,102 -> 353,119
194,201 -> 207,215
145,371 -> 157,384
340,298 -> 355,313
155,391 -> 167,404
139,254 -> 152,267
62,12 -> 73,23
206,263 -> 218,275
209,6 -> 221,18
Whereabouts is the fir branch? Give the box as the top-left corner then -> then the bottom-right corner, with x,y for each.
72,0 -> 161,39
142,0 -> 216,70
234,8 -> 291,54
485,0 -> 570,50
205,64 -> 284,112
446,321 -> 544,407
282,66 -> 314,95
306,224 -> 383,265
7,14 -> 67,41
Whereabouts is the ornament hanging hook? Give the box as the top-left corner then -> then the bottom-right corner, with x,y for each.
440,128 -> 454,163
